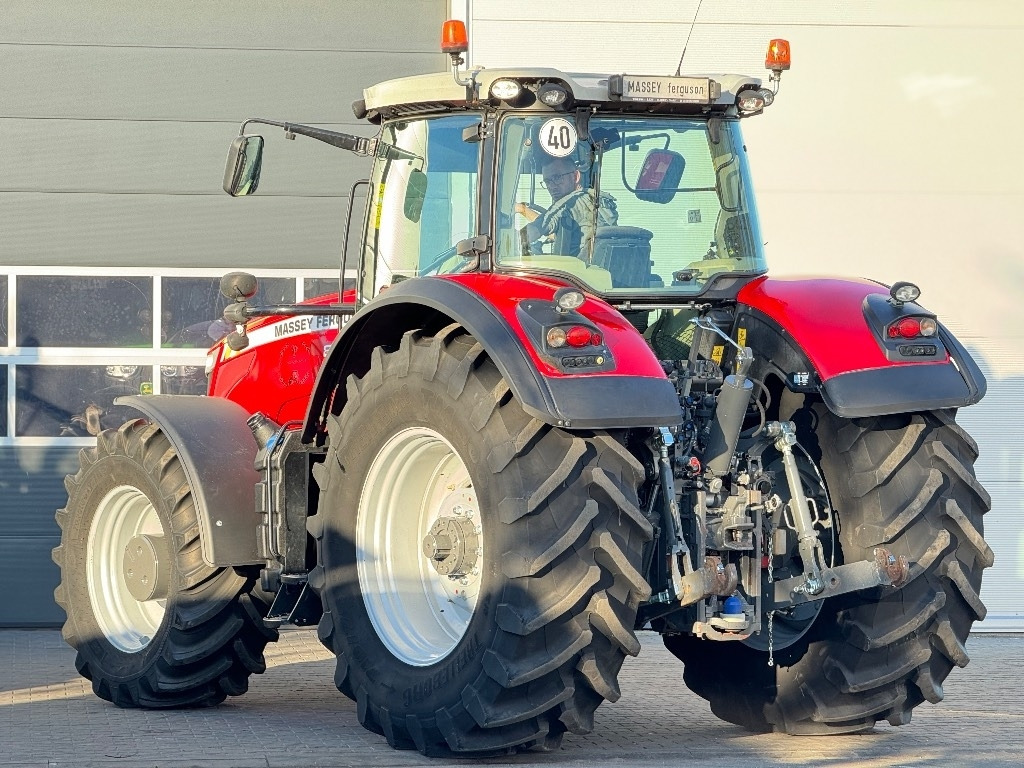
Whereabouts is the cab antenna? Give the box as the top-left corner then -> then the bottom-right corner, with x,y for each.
674,0 -> 705,76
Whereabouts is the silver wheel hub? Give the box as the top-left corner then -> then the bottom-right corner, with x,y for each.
122,533 -> 171,602
87,486 -> 168,653
422,508 -> 480,577
357,428 -> 482,667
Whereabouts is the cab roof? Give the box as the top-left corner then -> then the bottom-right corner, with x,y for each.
361,68 -> 763,120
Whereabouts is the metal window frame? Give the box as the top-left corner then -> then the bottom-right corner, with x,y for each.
0,266 -> 339,446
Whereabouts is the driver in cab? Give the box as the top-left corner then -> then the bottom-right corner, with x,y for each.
515,156 -> 617,259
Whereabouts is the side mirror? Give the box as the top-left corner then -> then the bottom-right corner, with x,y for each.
403,168 -> 428,222
223,135 -> 265,196
635,149 -> 685,204
220,271 -> 258,300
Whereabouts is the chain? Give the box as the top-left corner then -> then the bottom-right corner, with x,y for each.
766,518 -> 776,668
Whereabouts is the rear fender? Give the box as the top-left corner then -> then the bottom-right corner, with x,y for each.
302,274 -> 682,442
736,276 -> 986,418
116,395 -> 262,567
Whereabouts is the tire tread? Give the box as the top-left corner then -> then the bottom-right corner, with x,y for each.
310,329 -> 648,755
666,407 -> 991,735
53,418 -> 277,710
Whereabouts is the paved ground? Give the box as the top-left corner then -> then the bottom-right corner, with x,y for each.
2,629 -> 1022,768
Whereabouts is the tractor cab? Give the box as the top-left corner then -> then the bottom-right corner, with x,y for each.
225,24 -> 791,312
367,91 -> 767,301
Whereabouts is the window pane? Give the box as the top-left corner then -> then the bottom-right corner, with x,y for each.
304,277 -> 344,300
494,115 -> 767,295
17,277 -> 153,347
254,278 -> 296,306
361,115 -> 480,299
160,364 -> 208,396
162,277 -> 296,348
161,277 -> 222,348
15,365 -> 150,437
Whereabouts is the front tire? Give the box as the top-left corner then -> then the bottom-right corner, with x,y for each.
309,325 -> 652,756
53,419 -> 277,708
666,406 -> 992,733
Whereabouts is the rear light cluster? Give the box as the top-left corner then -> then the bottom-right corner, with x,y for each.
516,287 -> 614,373
546,325 -> 603,349
864,284 -> 946,361
887,316 -> 937,340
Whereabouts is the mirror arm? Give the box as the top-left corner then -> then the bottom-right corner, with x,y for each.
241,304 -> 355,318
239,118 -> 375,156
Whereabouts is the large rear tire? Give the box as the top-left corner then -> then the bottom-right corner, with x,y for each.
665,406 -> 992,733
309,325 -> 652,756
53,419 -> 277,707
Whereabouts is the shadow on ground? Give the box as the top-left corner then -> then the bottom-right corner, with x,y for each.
2,629 -> 1022,768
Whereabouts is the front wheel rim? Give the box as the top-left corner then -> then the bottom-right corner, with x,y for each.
357,427 -> 482,666
86,486 -> 167,653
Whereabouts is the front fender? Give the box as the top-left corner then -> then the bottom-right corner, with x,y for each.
302,274 -> 682,441
737,276 -> 986,418
116,395 -> 262,567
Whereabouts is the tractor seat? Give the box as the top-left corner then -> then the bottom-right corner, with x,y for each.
590,226 -> 654,288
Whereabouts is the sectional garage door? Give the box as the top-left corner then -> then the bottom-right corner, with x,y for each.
0,1 -> 448,626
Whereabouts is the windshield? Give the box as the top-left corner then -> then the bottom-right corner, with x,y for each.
494,114 -> 766,296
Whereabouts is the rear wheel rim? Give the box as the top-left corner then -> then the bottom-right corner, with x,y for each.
86,486 -> 167,653
357,427 -> 482,666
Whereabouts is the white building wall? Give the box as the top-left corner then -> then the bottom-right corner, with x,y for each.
467,0 -> 1024,629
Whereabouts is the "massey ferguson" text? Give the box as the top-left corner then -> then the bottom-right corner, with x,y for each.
274,315 -> 340,338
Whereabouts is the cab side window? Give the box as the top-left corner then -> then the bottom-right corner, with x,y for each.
360,115 -> 480,300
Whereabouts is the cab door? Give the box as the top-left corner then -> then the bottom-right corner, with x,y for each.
359,114 -> 484,303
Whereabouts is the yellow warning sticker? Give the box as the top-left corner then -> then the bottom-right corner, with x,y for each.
711,345 -> 724,364
374,183 -> 386,229
737,327 -> 747,347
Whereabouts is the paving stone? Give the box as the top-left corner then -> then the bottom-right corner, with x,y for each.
2,629 -> 1022,767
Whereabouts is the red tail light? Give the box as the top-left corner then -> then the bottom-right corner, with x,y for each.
566,326 -> 597,347
888,316 -> 938,339
888,317 -> 921,339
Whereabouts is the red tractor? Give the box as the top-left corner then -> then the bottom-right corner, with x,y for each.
54,24 -> 991,756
